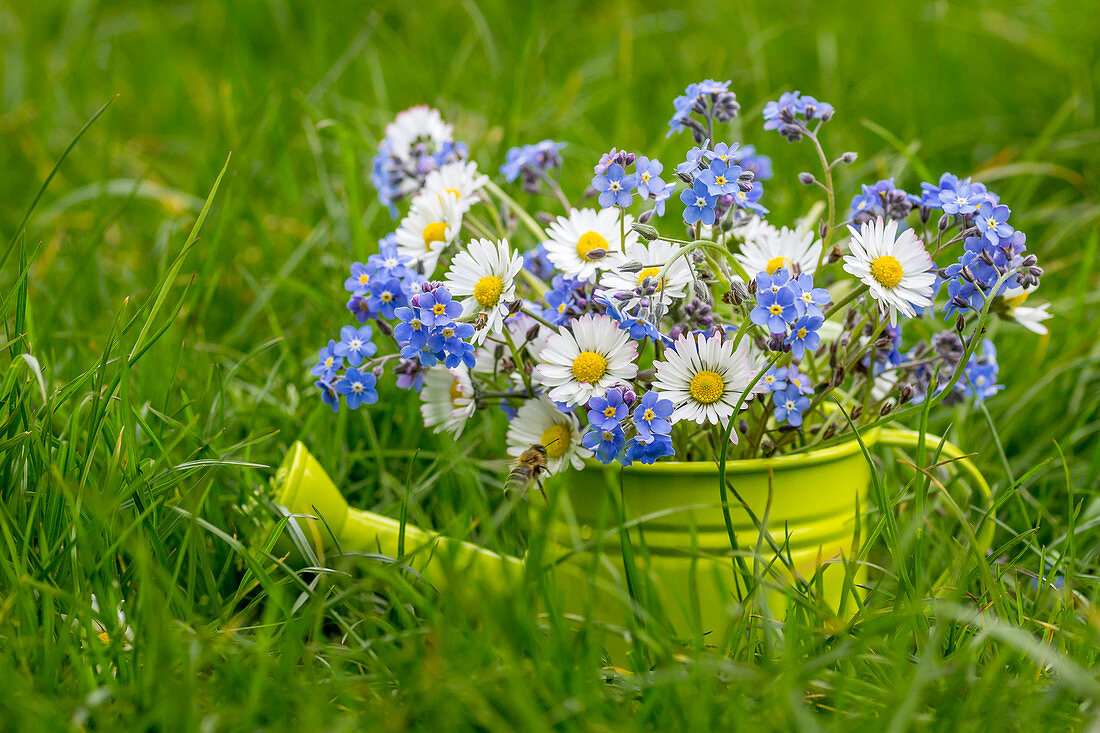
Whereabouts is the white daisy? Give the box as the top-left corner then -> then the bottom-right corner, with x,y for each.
601,239 -> 693,308
422,160 -> 489,214
444,238 -> 524,345
1001,286 -> 1052,335
384,105 -> 453,161
543,208 -> 638,282
734,225 -> 822,277
394,191 -> 463,276
732,215 -> 777,249
842,217 -> 935,326
419,365 -> 476,437
506,396 -> 590,476
652,332 -> 761,428
535,314 -> 639,407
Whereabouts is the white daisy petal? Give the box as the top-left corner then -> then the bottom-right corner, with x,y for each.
420,365 -> 476,437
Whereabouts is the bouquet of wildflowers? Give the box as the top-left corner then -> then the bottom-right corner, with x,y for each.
311,85 -> 1049,474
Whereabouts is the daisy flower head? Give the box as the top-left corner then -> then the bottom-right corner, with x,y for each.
543,207 -> 638,282
506,396 -> 590,476
394,190 -> 463,276
535,314 -> 639,407
444,237 -> 523,345
384,105 -> 453,161
601,239 -> 692,309
419,365 -> 476,437
422,160 -> 489,214
842,217 -> 935,326
732,215 -> 778,249
652,332 -> 761,428
734,225 -> 822,278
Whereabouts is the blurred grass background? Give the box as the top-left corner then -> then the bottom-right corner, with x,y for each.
2,0 -> 1100,729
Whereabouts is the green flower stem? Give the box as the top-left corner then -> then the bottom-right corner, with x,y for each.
484,179 -> 547,243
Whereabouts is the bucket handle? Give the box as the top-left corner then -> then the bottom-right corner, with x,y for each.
876,427 -> 994,555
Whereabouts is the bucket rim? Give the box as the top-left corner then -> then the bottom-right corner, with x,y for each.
579,426 -> 880,475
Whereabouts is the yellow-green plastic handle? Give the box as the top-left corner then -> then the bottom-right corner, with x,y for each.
876,427 -> 995,555
275,442 -> 523,591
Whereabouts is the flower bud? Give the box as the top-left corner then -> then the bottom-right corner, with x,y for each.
638,208 -> 655,224
879,402 -> 893,417
618,260 -> 644,273
828,245 -> 841,264
375,319 -> 393,337
849,405 -> 862,420
955,315 -> 966,333
819,221 -> 829,240
585,248 -> 607,261
798,172 -> 817,186
738,418 -> 749,435
525,324 -> 541,343
632,222 -> 660,241
840,152 -> 857,164
507,299 -> 523,315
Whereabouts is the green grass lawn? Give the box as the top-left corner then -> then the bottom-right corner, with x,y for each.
2,0 -> 1100,729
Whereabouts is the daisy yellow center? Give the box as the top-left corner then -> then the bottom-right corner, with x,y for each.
870,255 -> 904,289
540,424 -> 571,458
636,266 -> 664,289
571,351 -> 607,383
643,409 -> 655,421
765,256 -> 790,274
432,303 -> 446,315
422,222 -> 448,248
577,231 -> 609,261
689,370 -> 725,404
473,275 -> 504,307
1004,291 -> 1029,309
449,380 -> 464,408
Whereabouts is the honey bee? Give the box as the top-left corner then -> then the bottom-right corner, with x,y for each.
507,443 -> 549,500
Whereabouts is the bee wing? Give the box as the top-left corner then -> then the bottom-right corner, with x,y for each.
482,458 -> 517,472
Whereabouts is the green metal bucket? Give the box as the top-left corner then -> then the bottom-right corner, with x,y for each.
270,427 -> 991,638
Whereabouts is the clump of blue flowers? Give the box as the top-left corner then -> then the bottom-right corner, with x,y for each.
580,387 -> 676,466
